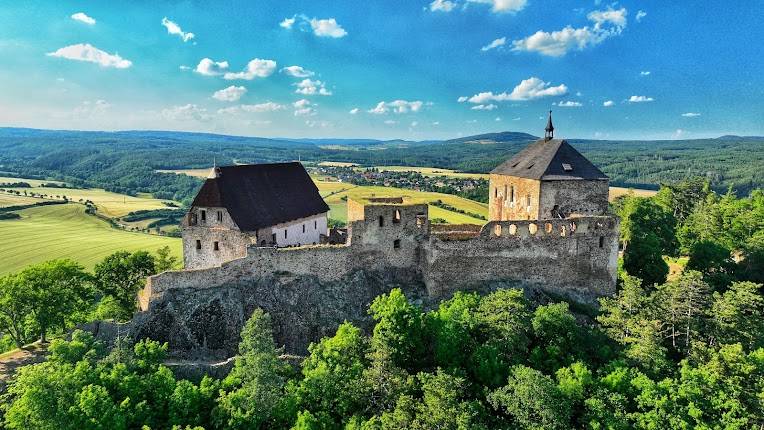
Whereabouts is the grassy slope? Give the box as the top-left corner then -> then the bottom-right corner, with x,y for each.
0,204 -> 180,275
0,193 -> 40,208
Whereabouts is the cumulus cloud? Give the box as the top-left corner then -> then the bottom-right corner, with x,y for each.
636,10 -> 647,22
279,16 -> 296,29
603,100 -> 615,107
467,0 -> 528,14
71,12 -> 95,25
161,17 -> 195,42
466,77 -> 567,103
628,95 -> 654,103
557,100 -> 583,107
281,15 -> 347,38
368,100 -> 426,114
457,96 -> 469,103
349,108 -> 360,114
195,58 -> 229,76
511,7 -> 627,57
217,102 -> 285,115
384,120 -> 398,125
212,85 -> 247,102
471,104 -> 497,110
293,99 -> 316,116
640,71 -> 651,76
72,99 -> 110,118
429,0 -> 457,12
46,43 -> 132,68
294,78 -> 332,95
681,112 -> 701,117
481,37 -> 506,52
224,58 -> 277,80
281,65 -> 314,78
310,18 -> 348,38
162,104 -> 210,121
306,120 -> 331,128
179,65 -> 191,71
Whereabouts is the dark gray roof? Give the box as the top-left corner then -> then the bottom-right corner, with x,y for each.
191,162 -> 329,231
490,139 -> 608,181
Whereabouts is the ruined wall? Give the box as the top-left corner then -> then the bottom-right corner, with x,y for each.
539,179 -> 609,218
489,174 -> 540,221
182,207 -> 250,270
255,213 -> 328,247
423,216 -> 619,303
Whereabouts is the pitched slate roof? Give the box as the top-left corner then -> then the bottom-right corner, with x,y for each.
191,162 -> 329,231
490,138 -> 608,181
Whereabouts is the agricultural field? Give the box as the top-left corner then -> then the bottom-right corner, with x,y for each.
608,186 -> 658,201
0,176 -> 64,187
0,204 -> 181,275
0,193 -> 40,208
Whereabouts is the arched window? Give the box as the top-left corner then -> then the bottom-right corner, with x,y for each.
393,209 -> 401,224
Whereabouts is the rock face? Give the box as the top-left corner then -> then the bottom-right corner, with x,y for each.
131,268 -> 426,358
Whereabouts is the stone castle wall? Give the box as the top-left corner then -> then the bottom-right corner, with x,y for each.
539,179 -> 609,218
489,174 -> 540,221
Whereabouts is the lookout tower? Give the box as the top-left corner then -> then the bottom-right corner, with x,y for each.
488,115 -> 610,221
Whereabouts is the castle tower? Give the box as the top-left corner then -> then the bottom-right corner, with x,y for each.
489,114 -> 609,220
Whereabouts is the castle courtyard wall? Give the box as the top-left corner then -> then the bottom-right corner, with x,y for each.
539,179 -> 609,218
489,174 -> 541,221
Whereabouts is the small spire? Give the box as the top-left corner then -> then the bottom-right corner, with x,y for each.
208,158 -> 221,179
544,110 -> 554,140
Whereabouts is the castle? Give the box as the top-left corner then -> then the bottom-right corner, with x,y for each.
135,115 -> 619,356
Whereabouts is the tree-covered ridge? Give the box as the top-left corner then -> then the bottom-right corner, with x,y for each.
2,281 -> 762,430
1,128 -> 762,205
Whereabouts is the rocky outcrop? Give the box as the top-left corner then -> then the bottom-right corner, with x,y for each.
130,268 -> 426,359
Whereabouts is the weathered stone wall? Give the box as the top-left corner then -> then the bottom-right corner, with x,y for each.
254,213 -> 328,247
182,206 -> 251,270
489,174 -> 540,221
423,216 -> 619,303
539,179 -> 609,218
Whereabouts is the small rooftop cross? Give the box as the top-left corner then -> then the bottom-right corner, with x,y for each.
544,110 -> 554,141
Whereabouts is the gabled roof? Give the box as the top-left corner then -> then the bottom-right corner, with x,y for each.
191,162 -> 329,231
490,139 -> 608,181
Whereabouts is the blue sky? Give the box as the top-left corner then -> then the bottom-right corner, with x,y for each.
0,0 -> 761,140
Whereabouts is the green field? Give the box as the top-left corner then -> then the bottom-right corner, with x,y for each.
0,193 -> 40,208
0,204 -> 181,275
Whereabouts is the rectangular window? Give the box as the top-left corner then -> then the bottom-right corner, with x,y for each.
200,210 -> 206,221
379,216 -> 384,227
217,211 -> 222,222
213,241 -> 219,251
303,224 -> 306,233
599,236 -> 605,248
271,233 -> 277,244
393,239 -> 401,249
195,240 -> 201,250
526,195 -> 531,207
284,230 -> 288,239
504,185 -> 507,198
314,220 -> 317,229
510,186 -> 515,203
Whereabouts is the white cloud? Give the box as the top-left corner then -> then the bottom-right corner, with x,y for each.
481,37 -> 506,52
628,95 -> 654,103
293,99 -> 316,116
457,96 -> 469,103
310,18 -> 347,38
384,120 -> 397,125
557,100 -> 582,107
495,117 -> 502,121
195,58 -> 229,76
294,78 -> 332,95
467,0 -> 528,14
512,7 -> 627,57
349,108 -> 360,114
681,112 -> 701,117
603,100 -> 615,107
467,77 -> 567,103
72,99 -> 110,117
429,0 -> 457,12
212,85 -> 247,102
162,104 -> 210,121
640,71 -> 651,76
368,100 -> 425,114
46,43 -> 132,69
71,12 -> 95,25
471,104 -> 497,110
306,120 -> 331,128
161,17 -> 195,42
179,65 -> 191,71
636,10 -> 647,22
241,102 -> 285,113
280,16 -> 296,29
410,121 -> 419,127
224,58 -> 277,80
281,65 -> 314,78
673,129 -> 685,139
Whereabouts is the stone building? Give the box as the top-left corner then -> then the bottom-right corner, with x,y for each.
137,117 -> 620,358
489,112 -> 609,221
181,162 -> 329,269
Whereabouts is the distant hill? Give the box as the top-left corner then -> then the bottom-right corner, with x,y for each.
0,127 -> 762,199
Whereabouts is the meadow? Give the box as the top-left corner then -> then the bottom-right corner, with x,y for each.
0,204 -> 180,275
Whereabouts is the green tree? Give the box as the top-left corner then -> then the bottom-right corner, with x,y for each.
0,274 -> 33,347
17,260 -> 92,342
368,289 -> 426,371
489,365 -> 572,430
711,281 -> 764,350
654,270 -> 711,354
154,245 -> 179,272
529,302 -> 581,372
623,231 -> 669,286
686,239 -> 735,289
94,251 -> 156,321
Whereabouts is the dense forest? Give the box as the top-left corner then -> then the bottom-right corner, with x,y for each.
1,128 -> 762,205
0,179 -> 762,428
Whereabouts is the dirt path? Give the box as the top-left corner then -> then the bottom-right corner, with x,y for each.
0,342 -> 49,391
